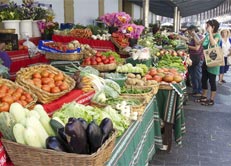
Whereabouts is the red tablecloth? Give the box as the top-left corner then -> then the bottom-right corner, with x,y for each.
52,35 -> 115,52
6,50 -> 48,80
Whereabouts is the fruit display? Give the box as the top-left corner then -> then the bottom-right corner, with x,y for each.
0,83 -> 35,112
111,32 -> 129,48
125,73 -> 158,86
28,70 -> 68,93
116,63 -> 148,76
101,51 -> 125,64
144,67 -> 183,83
156,49 -> 188,57
82,52 -> 116,66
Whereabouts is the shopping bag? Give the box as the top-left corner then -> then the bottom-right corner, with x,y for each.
203,45 -> 224,67
227,56 -> 231,65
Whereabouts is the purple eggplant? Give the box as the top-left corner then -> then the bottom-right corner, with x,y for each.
77,118 -> 88,130
65,119 -> 88,154
57,127 -> 73,153
87,121 -> 103,154
46,136 -> 67,152
100,118 -> 113,144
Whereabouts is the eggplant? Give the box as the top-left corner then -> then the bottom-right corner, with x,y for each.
57,127 -> 73,153
100,118 -> 113,144
68,117 -> 77,123
46,136 -> 67,152
87,121 -> 103,154
77,118 -> 88,130
65,119 -> 88,154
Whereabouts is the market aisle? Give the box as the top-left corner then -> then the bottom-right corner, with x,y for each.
150,69 -> 231,166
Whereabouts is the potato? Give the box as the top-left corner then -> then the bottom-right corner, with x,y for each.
136,74 -> 141,79
136,80 -> 144,86
127,73 -> 136,78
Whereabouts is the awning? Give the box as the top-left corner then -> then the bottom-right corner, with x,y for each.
129,0 -> 226,18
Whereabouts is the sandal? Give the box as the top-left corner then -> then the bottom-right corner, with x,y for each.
194,96 -> 207,103
201,99 -> 214,106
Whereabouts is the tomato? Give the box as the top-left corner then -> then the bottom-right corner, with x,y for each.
149,69 -> 157,77
96,57 -> 102,63
91,61 -> 97,65
41,70 -> 49,78
145,74 -> 152,80
95,52 -> 102,57
15,87 -> 24,94
47,82 -> 55,88
103,59 -> 109,64
55,80 -> 63,87
21,100 -> 28,107
0,92 -> 6,99
32,72 -> 42,79
54,73 -> 64,81
98,62 -> 104,65
41,78 -> 52,85
2,96 -> 14,105
85,61 -> 91,65
109,56 -> 115,61
101,56 -> 106,60
109,59 -> 115,64
33,78 -> 42,84
48,73 -> 55,79
59,82 -> 69,91
12,92 -> 21,101
50,87 -> 61,93
42,85 -> 51,92
0,102 -> 10,112
7,88 -> 15,96
20,95 -> 26,101
0,85 -> 9,93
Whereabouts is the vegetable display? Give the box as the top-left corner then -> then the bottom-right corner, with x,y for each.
82,52 -> 116,66
53,102 -> 129,136
116,63 -> 148,76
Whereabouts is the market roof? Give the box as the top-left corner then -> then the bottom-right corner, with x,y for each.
129,0 -> 226,18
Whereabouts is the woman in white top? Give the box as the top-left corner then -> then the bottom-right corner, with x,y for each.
219,29 -> 230,84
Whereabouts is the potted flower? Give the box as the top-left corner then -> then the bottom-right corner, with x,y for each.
37,20 -> 59,40
100,12 -> 131,34
0,2 -> 21,38
119,24 -> 145,47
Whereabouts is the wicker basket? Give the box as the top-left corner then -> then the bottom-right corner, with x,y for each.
1,132 -> 116,166
111,38 -> 129,50
0,29 -> 15,34
84,63 -> 117,72
15,64 -> 75,104
45,52 -> 83,61
0,78 -> 37,108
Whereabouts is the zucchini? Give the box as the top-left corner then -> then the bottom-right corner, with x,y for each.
40,116 -> 56,136
13,123 -> 26,144
50,117 -> 65,135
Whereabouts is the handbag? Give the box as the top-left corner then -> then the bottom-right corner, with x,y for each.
227,55 -> 231,65
203,44 -> 224,67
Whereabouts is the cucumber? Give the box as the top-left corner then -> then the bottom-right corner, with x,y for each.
40,116 -> 56,136
50,117 -> 65,135
13,123 -> 26,144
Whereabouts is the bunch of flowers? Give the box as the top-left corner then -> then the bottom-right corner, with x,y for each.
119,24 -> 145,39
0,2 -> 21,21
37,20 -> 59,35
100,12 -> 131,27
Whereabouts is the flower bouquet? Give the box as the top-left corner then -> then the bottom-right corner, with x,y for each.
119,24 -> 145,47
0,2 -> 21,21
100,12 -> 131,34
37,20 -> 59,40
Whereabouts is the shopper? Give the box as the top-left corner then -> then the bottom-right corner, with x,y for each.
218,29 -> 230,84
0,43 -> 12,68
194,19 -> 221,106
186,25 -> 204,96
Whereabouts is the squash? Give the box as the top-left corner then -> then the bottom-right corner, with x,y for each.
0,112 -> 16,141
34,104 -> 49,119
26,116 -> 49,148
24,127 -> 43,148
39,116 -> 56,136
9,102 -> 26,123
13,123 -> 26,144
50,117 -> 65,135
27,110 -> 40,119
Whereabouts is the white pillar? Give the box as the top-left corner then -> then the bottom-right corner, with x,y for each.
174,6 -> 178,32
177,10 -> 181,32
142,0 -> 149,28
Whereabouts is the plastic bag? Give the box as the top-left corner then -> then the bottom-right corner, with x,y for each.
23,36 -> 39,58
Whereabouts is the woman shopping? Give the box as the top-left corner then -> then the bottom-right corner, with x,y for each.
194,19 -> 221,106
218,29 -> 230,84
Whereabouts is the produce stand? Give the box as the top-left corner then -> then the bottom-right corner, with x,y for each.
156,81 -> 186,151
52,35 -> 115,51
106,96 -> 163,166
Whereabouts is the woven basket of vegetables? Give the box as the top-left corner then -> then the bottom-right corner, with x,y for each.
125,83 -> 159,96
0,78 -> 37,111
45,52 -> 83,61
15,64 -> 75,104
1,131 -> 117,166
84,63 -> 117,72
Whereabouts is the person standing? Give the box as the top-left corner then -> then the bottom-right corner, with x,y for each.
186,25 -> 204,96
218,29 -> 230,84
194,19 -> 221,106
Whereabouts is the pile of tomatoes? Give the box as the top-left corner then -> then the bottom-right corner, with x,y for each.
82,52 -> 116,66
0,85 -> 34,112
29,70 -> 69,93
